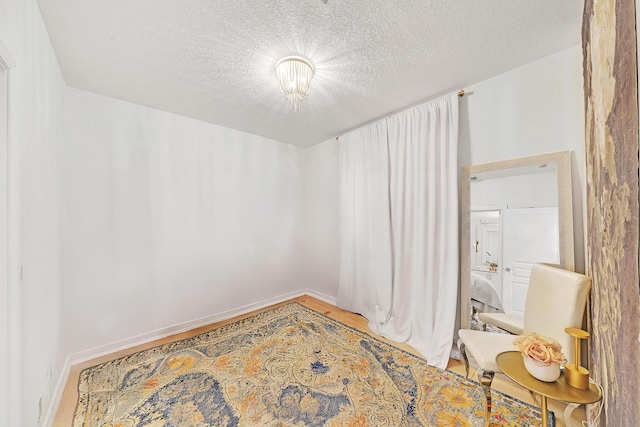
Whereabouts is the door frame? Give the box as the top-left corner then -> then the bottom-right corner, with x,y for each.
0,39 -> 20,427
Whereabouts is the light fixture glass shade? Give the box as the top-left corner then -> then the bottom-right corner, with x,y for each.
275,56 -> 314,112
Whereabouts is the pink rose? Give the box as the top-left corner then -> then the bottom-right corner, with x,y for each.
525,343 -> 553,365
513,332 -> 565,365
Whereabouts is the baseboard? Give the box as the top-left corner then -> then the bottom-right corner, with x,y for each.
44,289 -> 336,426
69,289 -> 334,365
42,356 -> 71,427
303,288 -> 337,306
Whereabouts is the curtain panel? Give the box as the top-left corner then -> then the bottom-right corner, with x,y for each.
337,121 -> 394,329
337,94 -> 459,369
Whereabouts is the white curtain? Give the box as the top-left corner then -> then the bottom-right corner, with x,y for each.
337,94 -> 459,369
337,122 -> 394,330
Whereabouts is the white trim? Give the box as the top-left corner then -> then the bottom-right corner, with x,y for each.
42,356 -> 71,427
69,289 -> 336,364
0,39 -> 20,427
44,289 -> 336,424
0,64 -> 9,427
303,289 -> 336,306
0,41 -> 16,70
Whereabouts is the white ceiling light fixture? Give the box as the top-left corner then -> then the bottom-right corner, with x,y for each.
275,56 -> 315,112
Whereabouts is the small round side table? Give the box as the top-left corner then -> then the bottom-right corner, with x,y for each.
496,351 -> 602,427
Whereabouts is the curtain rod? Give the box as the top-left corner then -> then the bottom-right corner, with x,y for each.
335,89 -> 465,141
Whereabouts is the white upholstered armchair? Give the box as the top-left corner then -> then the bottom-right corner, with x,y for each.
457,263 -> 591,426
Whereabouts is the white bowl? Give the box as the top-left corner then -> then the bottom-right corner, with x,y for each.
523,355 -> 561,382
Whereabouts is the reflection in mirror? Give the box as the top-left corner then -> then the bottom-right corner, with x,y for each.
460,151 -> 574,332
469,208 -> 504,330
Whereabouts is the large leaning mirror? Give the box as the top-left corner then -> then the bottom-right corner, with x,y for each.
460,151 -> 575,331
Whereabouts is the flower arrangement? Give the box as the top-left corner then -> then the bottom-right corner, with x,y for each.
513,332 -> 565,366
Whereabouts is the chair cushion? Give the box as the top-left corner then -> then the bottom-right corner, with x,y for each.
478,312 -> 524,335
458,329 -> 518,372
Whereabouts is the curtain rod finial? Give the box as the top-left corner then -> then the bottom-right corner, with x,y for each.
458,90 -> 465,97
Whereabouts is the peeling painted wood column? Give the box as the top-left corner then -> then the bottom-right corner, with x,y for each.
582,0 -> 640,425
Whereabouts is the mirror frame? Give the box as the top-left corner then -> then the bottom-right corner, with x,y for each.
459,151 -> 575,329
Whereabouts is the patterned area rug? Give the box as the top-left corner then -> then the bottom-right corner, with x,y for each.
74,302 -> 542,426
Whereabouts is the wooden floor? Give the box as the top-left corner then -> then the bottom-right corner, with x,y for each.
54,295 -> 584,426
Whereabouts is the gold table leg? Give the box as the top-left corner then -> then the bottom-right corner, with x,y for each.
540,395 -> 548,427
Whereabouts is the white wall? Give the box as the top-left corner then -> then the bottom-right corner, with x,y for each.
471,171 -> 558,208
459,45 -> 586,272
61,88 -> 312,356
300,138 -> 340,296
0,0 -> 65,426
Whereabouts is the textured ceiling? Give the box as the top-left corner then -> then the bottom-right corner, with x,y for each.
37,0 -> 583,147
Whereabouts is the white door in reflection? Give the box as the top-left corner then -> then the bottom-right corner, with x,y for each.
502,207 -> 560,315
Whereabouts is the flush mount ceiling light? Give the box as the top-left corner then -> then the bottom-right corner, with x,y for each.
275,56 -> 315,112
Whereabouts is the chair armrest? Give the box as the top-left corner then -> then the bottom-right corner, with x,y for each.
478,312 -> 524,335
